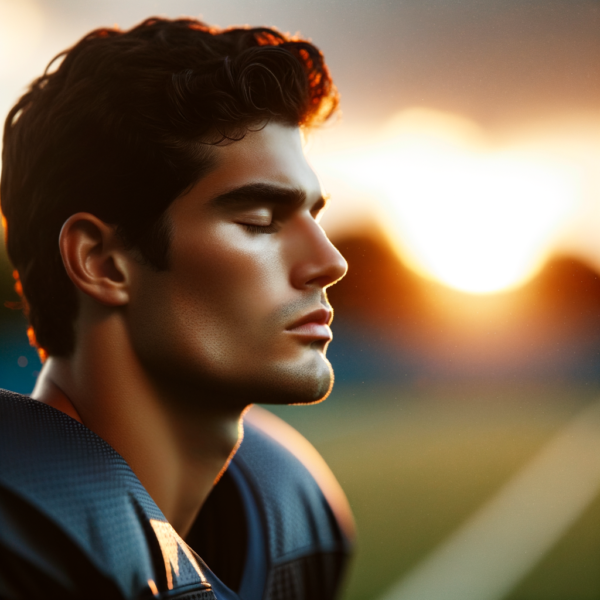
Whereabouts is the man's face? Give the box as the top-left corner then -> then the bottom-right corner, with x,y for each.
128,123 -> 347,407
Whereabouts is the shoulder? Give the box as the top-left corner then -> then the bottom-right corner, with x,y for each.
0,389 -> 215,600
240,405 -> 355,551
0,389 -> 139,548
191,405 -> 354,600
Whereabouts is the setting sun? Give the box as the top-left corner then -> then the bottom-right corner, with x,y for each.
313,109 -> 582,294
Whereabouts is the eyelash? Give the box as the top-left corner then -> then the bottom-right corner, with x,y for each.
240,204 -> 326,234
243,223 -> 280,234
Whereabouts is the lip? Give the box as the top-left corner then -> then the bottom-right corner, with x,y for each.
286,307 -> 333,340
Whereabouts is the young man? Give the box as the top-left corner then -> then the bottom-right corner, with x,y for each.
0,17 -> 353,600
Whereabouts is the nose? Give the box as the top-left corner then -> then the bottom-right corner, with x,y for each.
289,219 -> 348,290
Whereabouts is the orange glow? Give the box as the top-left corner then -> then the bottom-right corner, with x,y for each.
26,326 -> 46,363
149,519 -> 206,590
313,109 -> 583,295
245,405 -> 356,541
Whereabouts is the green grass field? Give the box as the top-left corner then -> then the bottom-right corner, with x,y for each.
264,382 -> 600,600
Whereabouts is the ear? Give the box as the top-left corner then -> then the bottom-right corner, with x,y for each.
59,213 -> 132,306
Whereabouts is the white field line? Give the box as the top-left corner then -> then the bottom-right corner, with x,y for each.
378,399 -> 600,600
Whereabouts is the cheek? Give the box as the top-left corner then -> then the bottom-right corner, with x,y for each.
176,232 -> 287,325
134,232 -> 292,374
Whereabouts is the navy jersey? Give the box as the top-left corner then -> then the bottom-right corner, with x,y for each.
0,390 -> 353,599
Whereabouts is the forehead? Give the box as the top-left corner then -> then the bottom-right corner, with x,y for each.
184,123 -> 322,204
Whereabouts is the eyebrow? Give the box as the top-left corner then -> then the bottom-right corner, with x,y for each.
208,183 -> 327,211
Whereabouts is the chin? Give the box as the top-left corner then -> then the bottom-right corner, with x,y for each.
157,348 -> 335,408
256,354 -> 334,406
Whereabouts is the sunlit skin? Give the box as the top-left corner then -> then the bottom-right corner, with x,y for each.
31,122 -> 347,537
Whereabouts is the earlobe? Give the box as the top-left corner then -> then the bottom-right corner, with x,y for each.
59,213 -> 131,306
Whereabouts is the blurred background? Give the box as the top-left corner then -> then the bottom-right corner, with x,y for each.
3,1 -> 600,598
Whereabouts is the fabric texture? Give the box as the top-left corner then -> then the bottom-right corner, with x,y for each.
0,389 -> 352,599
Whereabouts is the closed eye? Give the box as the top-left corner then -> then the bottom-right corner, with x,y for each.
243,223 -> 280,234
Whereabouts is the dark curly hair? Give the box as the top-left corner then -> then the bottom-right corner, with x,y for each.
1,17 -> 339,359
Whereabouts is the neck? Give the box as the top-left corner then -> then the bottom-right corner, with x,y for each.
31,321 -> 245,538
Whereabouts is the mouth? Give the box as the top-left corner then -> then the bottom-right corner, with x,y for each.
285,306 -> 333,341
